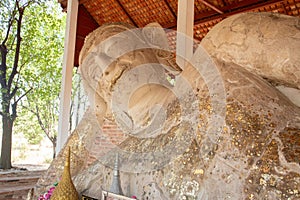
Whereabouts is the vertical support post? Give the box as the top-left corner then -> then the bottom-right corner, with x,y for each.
176,0 -> 194,69
57,0 -> 79,154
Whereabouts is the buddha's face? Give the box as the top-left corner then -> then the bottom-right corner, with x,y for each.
79,23 -> 177,125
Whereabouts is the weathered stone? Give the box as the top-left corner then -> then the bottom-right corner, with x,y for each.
33,13 -> 300,200
201,12 -> 300,89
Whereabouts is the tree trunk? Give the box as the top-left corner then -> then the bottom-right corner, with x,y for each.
0,115 -> 13,169
52,140 -> 56,159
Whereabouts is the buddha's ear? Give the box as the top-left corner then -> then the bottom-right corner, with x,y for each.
142,22 -> 170,52
142,22 -> 182,73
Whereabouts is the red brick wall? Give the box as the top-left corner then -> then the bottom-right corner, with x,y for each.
86,119 -> 127,166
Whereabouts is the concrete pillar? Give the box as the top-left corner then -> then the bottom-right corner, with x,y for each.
57,0 -> 79,154
176,0 -> 195,69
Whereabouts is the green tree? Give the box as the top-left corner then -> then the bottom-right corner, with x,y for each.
18,1 -> 65,159
0,0 -> 65,169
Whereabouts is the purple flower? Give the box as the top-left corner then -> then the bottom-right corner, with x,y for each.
38,183 -> 57,200
38,196 -> 44,200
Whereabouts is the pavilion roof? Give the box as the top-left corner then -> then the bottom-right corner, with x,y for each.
58,0 -> 300,66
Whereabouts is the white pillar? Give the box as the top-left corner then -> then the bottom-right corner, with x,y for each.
176,0 -> 194,69
57,0 -> 79,154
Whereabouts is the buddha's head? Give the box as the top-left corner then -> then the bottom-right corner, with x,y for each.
79,22 -> 181,127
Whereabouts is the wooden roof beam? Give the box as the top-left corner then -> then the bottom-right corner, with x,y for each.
281,2 -> 288,14
167,0 -> 285,29
200,0 -> 224,14
163,0 -> 178,19
115,0 -> 138,27
79,0 -> 90,4
194,0 -> 285,24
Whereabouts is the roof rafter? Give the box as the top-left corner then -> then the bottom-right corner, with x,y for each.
281,2 -> 288,14
79,0 -> 89,5
115,0 -> 138,27
200,0 -> 224,14
167,0 -> 285,28
163,0 -> 177,19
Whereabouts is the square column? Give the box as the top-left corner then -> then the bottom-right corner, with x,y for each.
57,0 -> 79,154
176,0 -> 195,69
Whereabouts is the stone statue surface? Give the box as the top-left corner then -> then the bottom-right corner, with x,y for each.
34,12 -> 300,199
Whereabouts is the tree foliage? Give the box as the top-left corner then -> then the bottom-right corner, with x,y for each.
18,0 -> 65,159
0,0 -> 65,168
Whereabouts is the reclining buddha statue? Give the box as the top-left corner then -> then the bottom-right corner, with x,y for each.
33,12 -> 300,199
